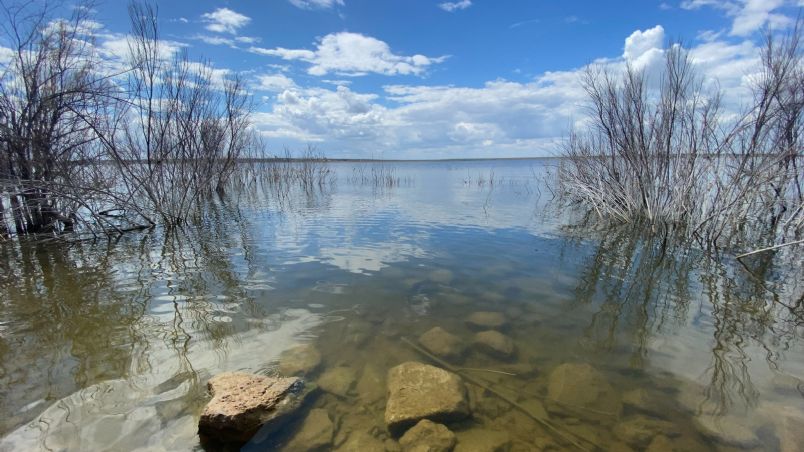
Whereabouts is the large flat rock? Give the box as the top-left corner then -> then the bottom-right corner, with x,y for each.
199,372 -> 306,443
385,362 -> 470,435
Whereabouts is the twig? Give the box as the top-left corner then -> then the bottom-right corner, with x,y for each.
735,239 -> 804,259
457,367 -> 517,376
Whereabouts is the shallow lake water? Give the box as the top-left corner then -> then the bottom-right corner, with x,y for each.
0,160 -> 802,451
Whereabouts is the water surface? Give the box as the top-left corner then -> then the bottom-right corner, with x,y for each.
0,160 -> 802,451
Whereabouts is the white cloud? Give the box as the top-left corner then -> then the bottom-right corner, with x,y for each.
0,46 -> 13,65
438,0 -> 472,12
255,73 -> 298,92
201,8 -> 251,34
623,25 -> 666,69
249,32 -> 445,76
250,25 -> 768,159
680,0 -> 793,36
289,0 -> 344,10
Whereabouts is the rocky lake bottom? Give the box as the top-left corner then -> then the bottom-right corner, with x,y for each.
0,160 -> 801,451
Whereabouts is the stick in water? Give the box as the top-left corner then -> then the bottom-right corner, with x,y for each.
736,239 -> 804,259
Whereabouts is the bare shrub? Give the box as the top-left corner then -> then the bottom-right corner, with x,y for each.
0,0 -> 122,235
98,1 -> 255,227
558,21 -> 804,251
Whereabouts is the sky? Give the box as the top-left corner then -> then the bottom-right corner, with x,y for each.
12,0 -> 804,158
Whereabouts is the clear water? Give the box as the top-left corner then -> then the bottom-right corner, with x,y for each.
0,160 -> 801,451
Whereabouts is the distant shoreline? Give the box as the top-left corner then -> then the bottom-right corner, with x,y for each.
244,156 -> 557,163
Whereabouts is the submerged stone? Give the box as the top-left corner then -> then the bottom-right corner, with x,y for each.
318,366 -> 357,397
336,430 -> 387,452
283,408 -> 333,451
357,363 -> 386,404
385,362 -> 470,435
621,388 -> 663,416
419,327 -> 466,361
645,434 -> 709,452
399,420 -> 456,452
429,269 -> 455,284
472,330 -> 516,360
519,398 -> 548,420
546,363 -> 622,421
693,414 -> 760,447
466,312 -> 508,330
198,372 -> 306,443
454,429 -> 511,452
278,344 -> 322,377
613,415 -> 680,448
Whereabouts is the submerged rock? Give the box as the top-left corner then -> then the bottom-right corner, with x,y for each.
385,362 -> 471,435
399,420 -> 456,452
621,388 -> 663,416
278,344 -> 322,377
429,269 -> 455,285
336,430 -> 388,452
283,409 -> 333,451
645,434 -> 709,452
546,363 -> 622,421
318,366 -> 357,397
198,372 -> 307,443
472,331 -> 515,360
357,363 -> 386,404
419,327 -> 466,361
693,414 -> 760,447
454,429 -> 511,452
770,407 -> 804,452
613,415 -> 680,448
466,312 -> 508,330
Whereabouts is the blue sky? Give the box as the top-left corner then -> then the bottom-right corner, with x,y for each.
37,1 -> 804,158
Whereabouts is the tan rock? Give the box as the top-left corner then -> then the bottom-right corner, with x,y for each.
278,344 -> 322,376
472,330 -> 515,360
283,409 -> 333,451
693,414 -> 759,447
199,372 -> 306,443
613,415 -> 680,448
399,420 -> 456,452
419,327 -> 466,361
454,429 -> 511,452
466,312 -> 508,330
318,366 -> 357,397
385,362 -> 470,435
546,363 -> 622,421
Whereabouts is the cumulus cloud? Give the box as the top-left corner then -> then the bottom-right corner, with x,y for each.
250,25 -> 768,159
681,0 -> 793,36
249,32 -> 445,76
255,73 -> 298,92
289,0 -> 344,9
623,25 -> 665,69
201,8 -> 251,34
438,0 -> 472,12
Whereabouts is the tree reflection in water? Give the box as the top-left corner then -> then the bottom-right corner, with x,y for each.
560,215 -> 804,415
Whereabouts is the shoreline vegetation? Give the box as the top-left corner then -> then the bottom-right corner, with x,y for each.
0,0 -> 801,260
557,20 -> 803,254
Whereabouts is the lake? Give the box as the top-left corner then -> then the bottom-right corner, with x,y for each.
0,159 -> 802,451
